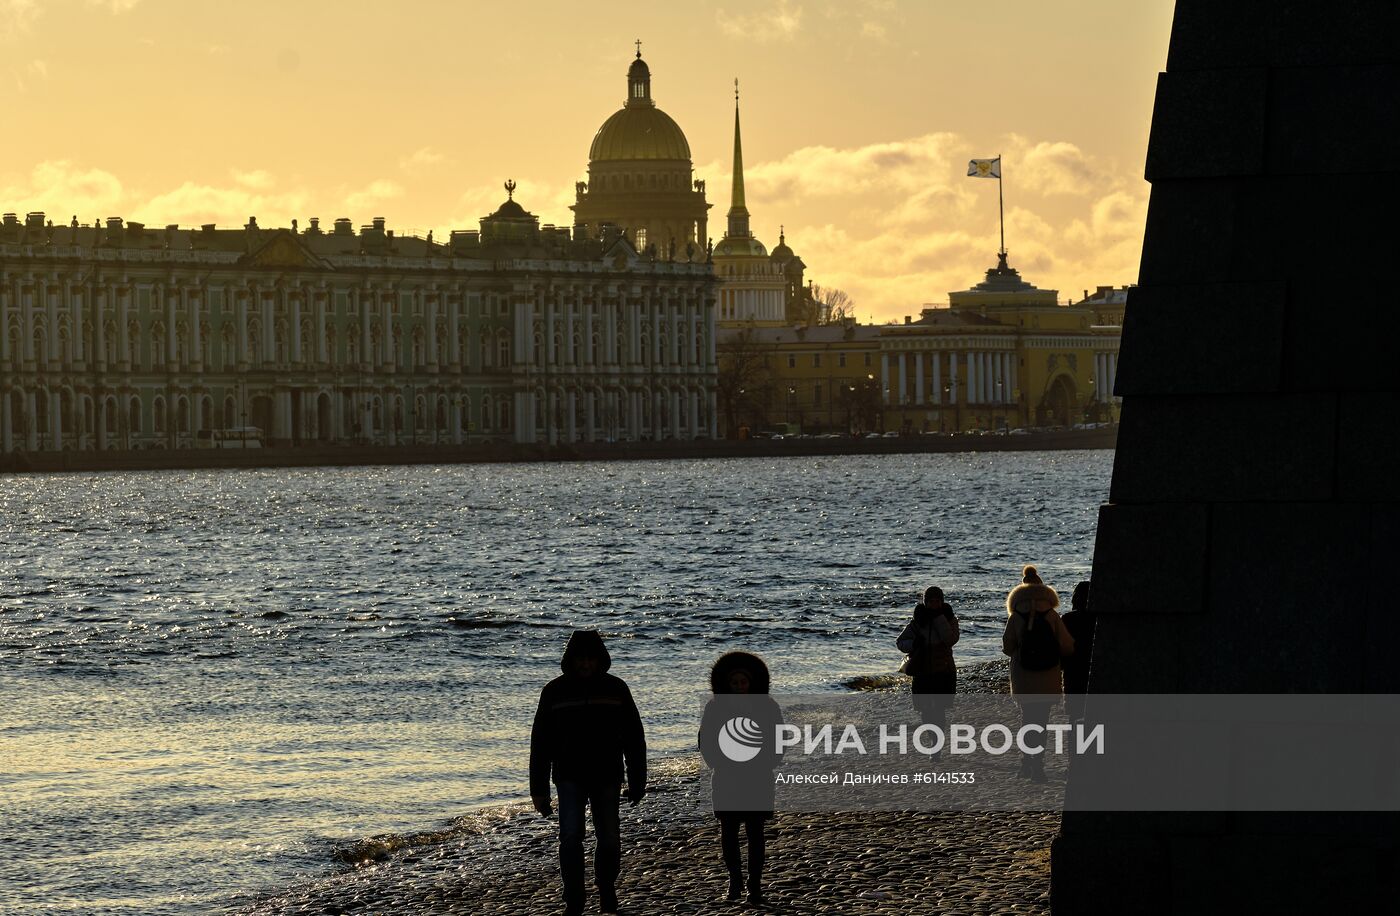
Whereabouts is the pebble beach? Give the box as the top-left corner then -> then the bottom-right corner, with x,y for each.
232,660 -> 1061,915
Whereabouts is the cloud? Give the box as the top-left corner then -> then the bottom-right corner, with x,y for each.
0,160 -> 128,218
232,169 -> 274,190
705,131 -> 1147,320
344,179 -> 404,212
716,0 -> 803,42
860,21 -> 887,41
86,0 -> 143,12
0,0 -> 40,40
137,179 -> 309,228
399,146 -> 447,172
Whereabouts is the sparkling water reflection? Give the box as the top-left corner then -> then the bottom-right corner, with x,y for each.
0,452 -> 1110,914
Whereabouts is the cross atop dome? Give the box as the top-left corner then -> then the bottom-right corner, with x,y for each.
635,38 -> 642,58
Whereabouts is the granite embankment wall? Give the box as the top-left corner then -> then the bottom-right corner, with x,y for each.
0,427 -> 1115,474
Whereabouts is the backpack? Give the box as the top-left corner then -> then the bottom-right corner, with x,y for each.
1018,610 -> 1059,672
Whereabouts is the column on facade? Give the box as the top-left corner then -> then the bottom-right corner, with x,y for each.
66,281 -> 81,365
380,289 -> 393,368
188,287 -> 202,370
651,296 -> 662,367
896,352 -> 908,406
44,280 -> 58,364
930,352 -> 942,404
50,390 -> 62,448
0,288 -> 10,365
289,289 -> 302,366
705,298 -> 717,369
25,390 -> 37,450
117,284 -> 130,369
261,288 -> 275,365
966,352 -> 978,405
1,390 -> 10,453
670,388 -> 681,439
583,295 -> 594,367
422,290 -> 436,371
914,351 -> 925,406
880,352 -> 891,404
688,389 -> 700,439
544,292 -> 556,366
447,292 -> 461,369
92,286 -> 106,370
546,389 -> 558,445
629,389 -> 641,439
20,283 -> 35,364
315,289 -> 327,365
584,389 -> 596,442
356,288 -> 370,364
565,390 -> 577,442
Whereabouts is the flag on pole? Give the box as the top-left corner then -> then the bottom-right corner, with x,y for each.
967,158 -> 1001,178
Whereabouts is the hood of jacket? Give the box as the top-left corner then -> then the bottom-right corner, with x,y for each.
710,651 -> 771,694
1006,582 -> 1060,615
560,629 -> 612,674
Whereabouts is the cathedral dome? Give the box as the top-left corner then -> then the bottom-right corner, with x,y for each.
589,105 -> 691,162
588,52 -> 692,163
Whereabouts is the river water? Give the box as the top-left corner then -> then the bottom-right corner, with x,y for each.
0,451 -> 1111,914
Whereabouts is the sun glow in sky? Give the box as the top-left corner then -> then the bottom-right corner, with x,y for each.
1,0 -> 1174,321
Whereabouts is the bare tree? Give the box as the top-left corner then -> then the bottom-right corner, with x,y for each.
808,283 -> 855,325
716,327 -> 776,436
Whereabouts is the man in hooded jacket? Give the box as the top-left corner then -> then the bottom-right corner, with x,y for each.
530,630 -> 646,916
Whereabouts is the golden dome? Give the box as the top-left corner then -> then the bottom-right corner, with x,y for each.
589,105 -> 692,162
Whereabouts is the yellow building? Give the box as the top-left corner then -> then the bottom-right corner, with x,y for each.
717,254 -> 1125,435
881,254 -> 1123,432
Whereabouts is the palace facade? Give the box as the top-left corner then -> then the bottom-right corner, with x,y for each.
0,51 -> 724,454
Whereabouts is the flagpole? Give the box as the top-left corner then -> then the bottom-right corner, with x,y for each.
997,153 -> 1005,256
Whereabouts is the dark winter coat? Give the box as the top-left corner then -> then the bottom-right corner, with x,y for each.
698,651 -> 783,818
896,602 -> 959,675
529,630 -> 646,799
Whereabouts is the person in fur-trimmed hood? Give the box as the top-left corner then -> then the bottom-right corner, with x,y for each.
1002,566 -> 1075,782
698,651 -> 783,907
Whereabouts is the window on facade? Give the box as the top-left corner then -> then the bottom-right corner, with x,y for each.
153,397 -> 166,434
635,228 -> 647,250
864,353 -> 873,367
812,354 -> 821,368
500,400 -> 512,431
129,398 -> 141,434
838,352 -> 847,368
787,354 -> 796,369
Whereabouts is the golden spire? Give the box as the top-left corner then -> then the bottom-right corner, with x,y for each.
727,78 -> 750,238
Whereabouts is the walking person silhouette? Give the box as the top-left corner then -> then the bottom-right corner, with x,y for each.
530,630 -> 646,915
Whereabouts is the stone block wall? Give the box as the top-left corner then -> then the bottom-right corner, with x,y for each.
1052,2 -> 1400,911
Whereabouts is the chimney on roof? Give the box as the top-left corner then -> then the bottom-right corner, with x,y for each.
307,217 -> 321,234
333,218 -> 353,236
25,212 -> 45,228
373,217 -> 386,232
904,315 -> 911,325
2,213 -> 18,227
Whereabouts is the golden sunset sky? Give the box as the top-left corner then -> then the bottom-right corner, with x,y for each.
1,0 -> 1174,321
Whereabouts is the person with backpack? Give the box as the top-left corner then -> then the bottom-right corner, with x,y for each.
896,586 -> 960,749
1002,566 -> 1074,782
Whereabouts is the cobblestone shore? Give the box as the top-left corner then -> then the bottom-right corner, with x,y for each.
233,659 -> 1059,916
